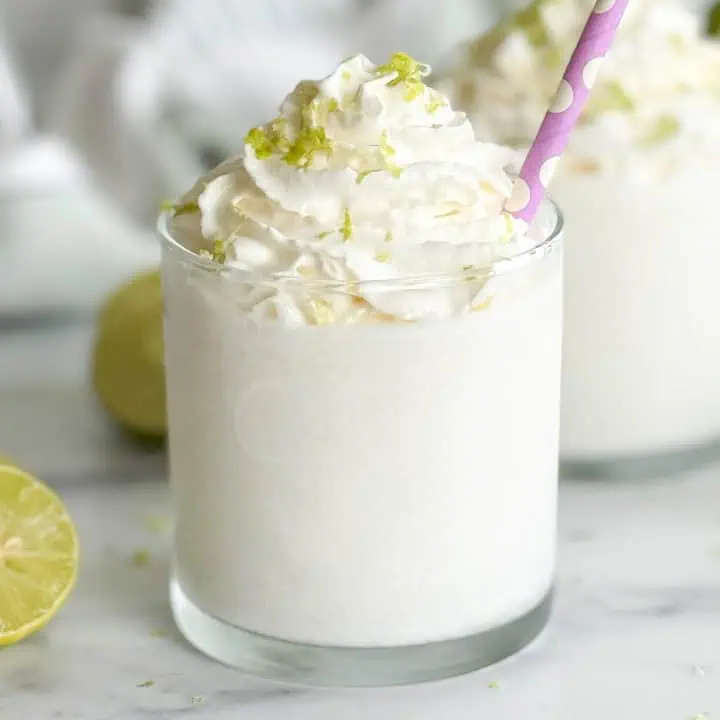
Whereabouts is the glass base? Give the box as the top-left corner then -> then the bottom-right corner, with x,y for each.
170,579 -> 553,687
561,437 -> 720,481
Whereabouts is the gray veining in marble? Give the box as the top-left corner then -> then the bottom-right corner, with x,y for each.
1,324 -> 719,719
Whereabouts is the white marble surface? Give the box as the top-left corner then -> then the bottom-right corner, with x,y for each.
1,323 -> 720,719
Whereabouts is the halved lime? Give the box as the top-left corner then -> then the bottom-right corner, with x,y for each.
0,465 -> 79,646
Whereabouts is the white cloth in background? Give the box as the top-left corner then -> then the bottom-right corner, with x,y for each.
0,13 -> 158,318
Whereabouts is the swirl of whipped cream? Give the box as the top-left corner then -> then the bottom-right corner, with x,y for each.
170,53 -> 534,325
439,0 -> 720,160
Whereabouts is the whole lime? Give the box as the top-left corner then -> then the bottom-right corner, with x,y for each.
92,269 -> 166,438
709,1 -> 720,36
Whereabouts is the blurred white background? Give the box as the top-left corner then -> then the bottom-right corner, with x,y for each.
0,0 -> 715,317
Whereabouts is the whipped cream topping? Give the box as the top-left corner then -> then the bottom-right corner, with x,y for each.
438,0 -> 720,163
169,53 -> 547,326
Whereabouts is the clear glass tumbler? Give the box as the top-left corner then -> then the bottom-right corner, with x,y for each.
557,160 -> 720,479
159,203 -> 564,687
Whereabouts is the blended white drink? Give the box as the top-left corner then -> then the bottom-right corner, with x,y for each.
162,53 -> 563,685
440,0 -> 720,467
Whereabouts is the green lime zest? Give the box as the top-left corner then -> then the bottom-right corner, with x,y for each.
356,169 -> 379,184
284,126 -> 333,168
245,127 -> 275,159
131,549 -> 150,566
375,52 -> 428,102
436,209 -> 460,218
380,130 -> 396,157
639,114 -> 681,148
426,96 -> 447,114
160,199 -> 199,216
340,208 -> 353,241
385,230 -> 394,243
374,251 -> 391,263
212,238 -> 227,263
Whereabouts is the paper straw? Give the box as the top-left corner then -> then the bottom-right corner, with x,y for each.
506,0 -> 631,223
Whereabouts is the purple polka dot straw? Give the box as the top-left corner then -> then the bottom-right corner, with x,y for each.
506,0 -> 631,223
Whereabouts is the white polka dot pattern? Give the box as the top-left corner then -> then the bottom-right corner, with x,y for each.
550,80 -> 574,114
504,178 -> 531,213
594,0 -> 617,13
539,157 -> 560,188
507,0 -> 629,223
582,56 -> 604,90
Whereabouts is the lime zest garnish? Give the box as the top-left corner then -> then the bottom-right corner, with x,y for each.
425,96 -> 447,114
137,680 -> 154,689
375,52 -> 428,102
471,295 -> 494,312
245,127 -> 275,159
284,126 -> 333,168
160,199 -> 199,216
479,179 -> 497,194
131,549 -> 150,566
356,169 -> 376,184
245,117 -> 291,160
379,130 -> 396,157
191,696 -> 204,705
436,209 -> 461,218
503,211 -> 514,237
342,69 -> 352,81
488,680 -> 500,689
212,238 -> 227,263
462,264 -> 475,272
150,630 -> 167,638
340,208 -> 353,241
639,114 -> 681,148
327,98 -> 340,113
385,230 -> 394,243
317,230 -> 333,239
388,163 -> 404,178
374,251 -> 391,263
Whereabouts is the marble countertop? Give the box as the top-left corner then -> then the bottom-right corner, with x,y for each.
1,322 -> 719,719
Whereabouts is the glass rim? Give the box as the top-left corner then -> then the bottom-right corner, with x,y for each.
157,200 -> 563,292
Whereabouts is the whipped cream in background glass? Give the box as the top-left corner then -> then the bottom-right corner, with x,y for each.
439,0 -> 720,471
161,53 -> 563,686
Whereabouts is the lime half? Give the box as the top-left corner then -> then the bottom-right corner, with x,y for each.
0,465 -> 79,646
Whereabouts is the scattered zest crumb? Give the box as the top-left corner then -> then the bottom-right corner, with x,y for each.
150,630 -> 167,638
488,680 -> 500,689
131,549 -> 150,566
191,696 -> 204,704
690,713 -> 709,720
137,680 -> 154,688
